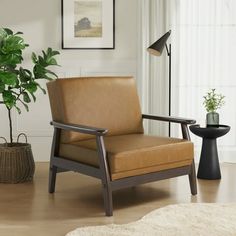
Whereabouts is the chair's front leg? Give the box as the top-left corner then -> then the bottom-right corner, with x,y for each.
102,182 -> 113,216
189,160 -> 197,195
48,128 -> 61,193
181,124 -> 197,195
49,166 -> 57,193
96,136 -> 113,216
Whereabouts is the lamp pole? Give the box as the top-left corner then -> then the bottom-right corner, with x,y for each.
165,43 -> 171,137
147,30 -> 172,137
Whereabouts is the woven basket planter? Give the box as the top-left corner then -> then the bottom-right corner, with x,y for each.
0,134 -> 35,184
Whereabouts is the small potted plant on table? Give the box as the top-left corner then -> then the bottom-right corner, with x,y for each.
0,28 -> 59,183
203,89 -> 225,126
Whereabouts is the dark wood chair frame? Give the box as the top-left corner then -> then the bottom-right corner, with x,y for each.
49,114 -> 197,216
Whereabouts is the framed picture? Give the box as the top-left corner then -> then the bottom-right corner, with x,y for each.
61,0 -> 115,49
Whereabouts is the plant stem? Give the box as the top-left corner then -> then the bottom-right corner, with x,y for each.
7,107 -> 13,143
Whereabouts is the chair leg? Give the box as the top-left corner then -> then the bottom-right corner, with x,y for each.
49,166 -> 57,193
102,183 -> 113,216
188,161 -> 197,195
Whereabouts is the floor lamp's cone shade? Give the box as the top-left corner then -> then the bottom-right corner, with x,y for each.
147,30 -> 171,56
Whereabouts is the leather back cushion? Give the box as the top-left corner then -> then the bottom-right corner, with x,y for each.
47,76 -> 144,142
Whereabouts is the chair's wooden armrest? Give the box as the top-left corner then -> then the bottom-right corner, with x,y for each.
142,114 -> 196,125
50,121 -> 108,136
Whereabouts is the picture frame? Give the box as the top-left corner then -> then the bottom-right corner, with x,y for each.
61,0 -> 115,49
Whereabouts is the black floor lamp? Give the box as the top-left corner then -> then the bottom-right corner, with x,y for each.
147,30 -> 172,136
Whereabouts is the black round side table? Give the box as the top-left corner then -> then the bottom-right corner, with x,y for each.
189,124 -> 230,180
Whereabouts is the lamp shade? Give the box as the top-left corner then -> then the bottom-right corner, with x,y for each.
147,30 -> 171,56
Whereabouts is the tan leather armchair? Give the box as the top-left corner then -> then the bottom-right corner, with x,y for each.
47,76 -> 197,216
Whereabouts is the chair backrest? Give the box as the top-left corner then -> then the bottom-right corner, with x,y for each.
47,76 -> 144,142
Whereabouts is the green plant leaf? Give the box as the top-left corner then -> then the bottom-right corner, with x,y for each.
2,90 -> 16,108
19,67 -> 32,82
31,52 -> 38,64
47,47 -> 60,57
33,64 -> 47,79
0,80 -> 5,92
0,71 -> 18,86
3,28 -> 13,35
41,48 -> 60,66
29,92 -> 36,102
22,92 -> 31,103
203,89 -> 225,112
45,48 -> 59,65
0,27 -> 60,115
38,55 -> 47,67
0,53 -> 23,66
0,28 -> 8,39
33,65 -> 58,80
22,82 -> 37,93
14,105 -> 21,114
45,69 -> 58,79
15,31 -> 23,35
47,57 -> 58,66
1,35 -> 27,54
35,82 -> 46,94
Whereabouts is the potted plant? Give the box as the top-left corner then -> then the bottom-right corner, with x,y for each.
203,89 -> 225,126
0,28 -> 59,183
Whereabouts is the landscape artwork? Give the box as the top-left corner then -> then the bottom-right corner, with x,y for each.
74,0 -> 102,37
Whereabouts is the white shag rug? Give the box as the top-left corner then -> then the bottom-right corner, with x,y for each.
66,203 -> 236,236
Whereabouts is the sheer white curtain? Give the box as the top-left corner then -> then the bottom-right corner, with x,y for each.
138,0 -> 236,162
137,0 -> 169,136
168,0 -> 236,162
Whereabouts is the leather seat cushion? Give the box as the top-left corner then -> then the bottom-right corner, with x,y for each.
59,134 -> 194,180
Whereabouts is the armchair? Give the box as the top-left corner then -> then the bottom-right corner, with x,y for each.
47,76 -> 197,216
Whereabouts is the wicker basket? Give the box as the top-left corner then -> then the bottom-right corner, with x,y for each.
0,134 -> 35,183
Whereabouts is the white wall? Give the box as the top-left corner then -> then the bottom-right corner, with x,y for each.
0,0 -> 138,161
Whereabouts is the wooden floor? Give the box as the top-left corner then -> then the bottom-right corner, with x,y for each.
0,163 -> 235,236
